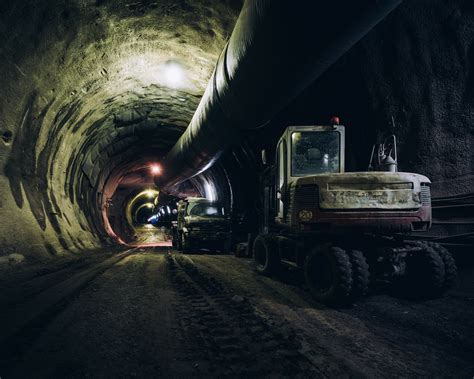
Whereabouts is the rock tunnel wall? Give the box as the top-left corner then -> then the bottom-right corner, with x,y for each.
0,0 -> 473,262
0,0 -> 239,260
273,0 -> 474,198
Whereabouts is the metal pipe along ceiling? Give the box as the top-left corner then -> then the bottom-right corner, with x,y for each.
157,0 -> 403,190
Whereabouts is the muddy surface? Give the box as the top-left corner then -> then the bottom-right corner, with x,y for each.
1,248 -> 473,377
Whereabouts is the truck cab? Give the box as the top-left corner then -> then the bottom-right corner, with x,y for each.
173,197 -> 231,252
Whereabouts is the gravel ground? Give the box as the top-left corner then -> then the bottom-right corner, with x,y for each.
1,248 -> 473,377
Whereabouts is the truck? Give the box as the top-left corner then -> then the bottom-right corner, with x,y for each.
172,197 -> 232,253
254,119 -> 457,304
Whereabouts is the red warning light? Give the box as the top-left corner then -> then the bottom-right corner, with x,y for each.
330,116 -> 340,126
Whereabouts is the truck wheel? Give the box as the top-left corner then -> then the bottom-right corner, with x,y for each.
181,234 -> 190,253
253,235 -> 279,275
171,231 -> 178,248
398,246 -> 445,299
176,232 -> 182,250
347,250 -> 370,299
426,242 -> 458,290
304,246 -> 353,305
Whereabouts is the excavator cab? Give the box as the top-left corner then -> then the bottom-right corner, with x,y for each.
275,124 -> 345,220
276,124 -> 345,184
272,121 -> 432,231
290,127 -> 344,176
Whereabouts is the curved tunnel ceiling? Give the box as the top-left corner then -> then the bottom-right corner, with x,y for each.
0,0 -> 241,255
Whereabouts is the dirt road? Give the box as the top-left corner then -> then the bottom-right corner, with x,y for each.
1,248 -> 473,377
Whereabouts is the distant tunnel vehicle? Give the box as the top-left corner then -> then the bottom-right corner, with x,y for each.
254,120 -> 457,305
173,197 -> 232,253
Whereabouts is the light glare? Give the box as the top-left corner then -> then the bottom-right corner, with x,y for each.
204,179 -> 217,202
116,55 -> 189,89
144,190 -> 157,198
163,62 -> 185,88
151,164 -> 162,175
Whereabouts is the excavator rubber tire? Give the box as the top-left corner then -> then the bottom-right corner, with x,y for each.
253,234 -> 280,275
396,245 -> 445,299
347,249 -> 370,299
304,246 -> 353,305
425,242 -> 458,290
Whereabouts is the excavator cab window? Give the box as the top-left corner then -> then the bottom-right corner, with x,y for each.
291,131 -> 341,176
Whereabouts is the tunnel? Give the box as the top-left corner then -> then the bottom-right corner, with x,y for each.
0,0 -> 243,254
1,0 -> 474,377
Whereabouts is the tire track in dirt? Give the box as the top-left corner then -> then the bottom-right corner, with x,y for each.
189,254 -> 474,377
167,252 -> 320,377
0,248 -> 140,375
4,250 -> 202,378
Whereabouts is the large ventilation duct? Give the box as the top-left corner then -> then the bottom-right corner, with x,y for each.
157,0 -> 402,190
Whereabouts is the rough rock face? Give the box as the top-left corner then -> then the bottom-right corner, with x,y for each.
0,0 -> 472,262
281,0 -> 474,198
0,0 -> 240,259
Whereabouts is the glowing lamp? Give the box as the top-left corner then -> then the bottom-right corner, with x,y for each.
163,61 -> 185,88
150,164 -> 162,175
144,190 -> 157,199
330,116 -> 340,126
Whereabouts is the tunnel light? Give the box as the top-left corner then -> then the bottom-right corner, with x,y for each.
145,190 -> 158,198
147,215 -> 160,225
163,61 -> 185,89
204,179 -> 217,202
116,54 -> 191,90
150,164 -> 162,175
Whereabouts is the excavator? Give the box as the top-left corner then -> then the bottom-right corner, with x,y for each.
254,118 -> 457,304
